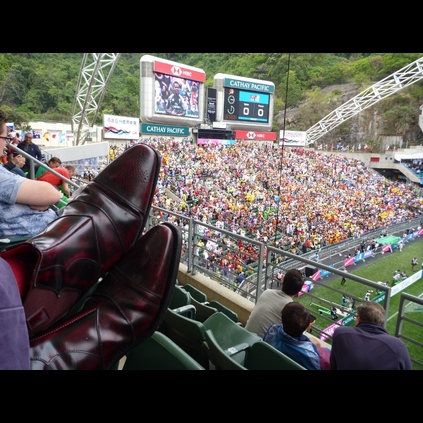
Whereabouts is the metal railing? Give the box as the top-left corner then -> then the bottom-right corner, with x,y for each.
395,292 -> 423,369
146,204 -> 421,304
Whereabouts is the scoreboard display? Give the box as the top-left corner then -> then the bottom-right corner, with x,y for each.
214,73 -> 274,131
223,88 -> 270,122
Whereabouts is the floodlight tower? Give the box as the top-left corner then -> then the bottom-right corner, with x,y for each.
72,53 -> 121,145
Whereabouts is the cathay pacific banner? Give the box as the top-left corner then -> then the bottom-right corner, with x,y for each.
141,123 -> 190,137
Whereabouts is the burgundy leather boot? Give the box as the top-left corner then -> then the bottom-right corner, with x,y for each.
29,222 -> 181,370
0,143 -> 161,338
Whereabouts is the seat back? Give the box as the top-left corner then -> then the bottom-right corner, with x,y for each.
169,284 -> 191,309
204,330 -> 246,370
172,304 -> 197,319
190,296 -> 218,322
208,300 -> 239,323
160,307 -> 210,370
182,284 -> 208,302
203,312 -> 262,366
0,236 -> 31,251
244,340 -> 307,370
122,331 -> 205,370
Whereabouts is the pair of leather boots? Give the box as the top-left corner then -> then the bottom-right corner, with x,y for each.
0,144 -> 181,370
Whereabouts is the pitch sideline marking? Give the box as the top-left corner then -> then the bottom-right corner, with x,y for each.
387,291 -> 423,322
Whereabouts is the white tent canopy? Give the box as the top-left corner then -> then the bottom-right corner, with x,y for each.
395,152 -> 423,161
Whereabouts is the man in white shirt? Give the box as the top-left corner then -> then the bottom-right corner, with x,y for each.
245,268 -> 305,337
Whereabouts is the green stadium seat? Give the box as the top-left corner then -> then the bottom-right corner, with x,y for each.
172,304 -> 197,319
182,284 -> 208,302
203,324 -> 307,370
0,236 -> 31,250
159,307 -> 210,370
190,296 -> 218,322
243,340 -> 307,370
121,331 -> 205,370
202,312 -> 262,367
169,284 -> 191,309
208,300 -> 239,323
204,329 -> 246,370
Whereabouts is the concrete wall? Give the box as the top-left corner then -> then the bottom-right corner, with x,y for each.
177,263 -> 254,327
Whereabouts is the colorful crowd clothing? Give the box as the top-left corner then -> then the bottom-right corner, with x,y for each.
116,138 -> 423,254
36,167 -> 70,188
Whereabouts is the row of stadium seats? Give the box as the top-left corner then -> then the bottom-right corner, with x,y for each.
120,283 -> 306,370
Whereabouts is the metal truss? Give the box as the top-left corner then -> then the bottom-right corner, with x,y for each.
71,53 -> 121,145
306,56 -> 423,145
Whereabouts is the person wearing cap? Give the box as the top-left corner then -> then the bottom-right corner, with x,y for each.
263,301 -> 330,370
330,301 -> 412,370
8,131 -> 16,139
3,151 -> 26,177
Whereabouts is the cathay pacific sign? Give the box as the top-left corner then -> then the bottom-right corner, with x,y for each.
224,78 -> 275,94
141,123 -> 190,136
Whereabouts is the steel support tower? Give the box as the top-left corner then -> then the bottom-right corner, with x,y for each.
71,53 -> 121,146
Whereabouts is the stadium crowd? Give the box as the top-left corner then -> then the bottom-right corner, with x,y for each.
109,137 -> 423,256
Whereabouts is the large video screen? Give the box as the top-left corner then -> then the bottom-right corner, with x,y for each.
154,73 -> 199,118
140,55 -> 205,126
